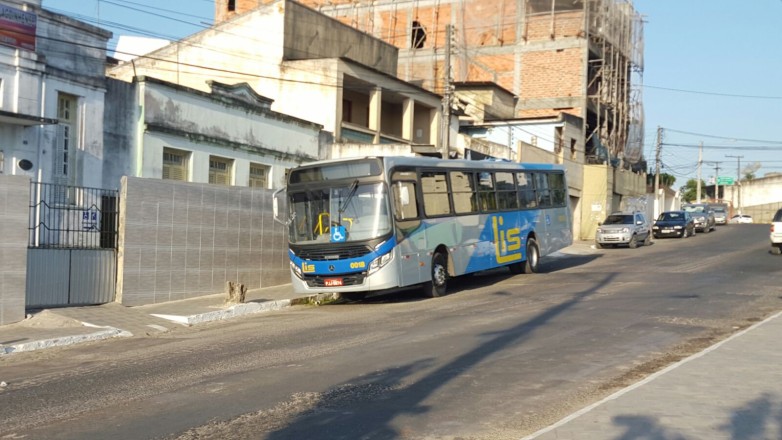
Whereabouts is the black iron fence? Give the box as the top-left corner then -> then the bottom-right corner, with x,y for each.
28,182 -> 119,249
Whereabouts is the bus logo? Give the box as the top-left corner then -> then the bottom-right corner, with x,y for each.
492,216 -> 522,263
302,262 -> 316,273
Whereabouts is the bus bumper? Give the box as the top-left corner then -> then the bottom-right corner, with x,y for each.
290,258 -> 400,294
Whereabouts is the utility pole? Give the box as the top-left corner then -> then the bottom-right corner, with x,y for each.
696,142 -> 702,203
713,162 -> 722,203
654,126 -> 662,218
441,24 -> 453,159
726,154 -> 743,214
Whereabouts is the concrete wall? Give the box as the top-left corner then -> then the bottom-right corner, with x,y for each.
213,0 -> 399,77
580,164 -> 613,240
614,168 -> 646,197
0,175 -> 29,325
282,1 -> 397,75
724,174 -> 782,213
741,202 -> 782,224
116,177 -> 289,306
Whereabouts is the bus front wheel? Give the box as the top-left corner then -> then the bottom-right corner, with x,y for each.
422,252 -> 448,298
521,238 -> 540,274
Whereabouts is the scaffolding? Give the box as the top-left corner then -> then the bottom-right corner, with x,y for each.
292,0 -> 645,163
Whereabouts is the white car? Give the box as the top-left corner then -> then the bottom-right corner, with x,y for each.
771,209 -> 782,255
730,214 -> 753,224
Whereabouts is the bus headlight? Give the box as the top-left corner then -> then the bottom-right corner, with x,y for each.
290,261 -> 303,279
368,252 -> 393,275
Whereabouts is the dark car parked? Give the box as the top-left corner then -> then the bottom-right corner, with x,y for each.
653,211 -> 695,239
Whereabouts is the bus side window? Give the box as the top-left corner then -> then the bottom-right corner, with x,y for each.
517,172 -> 537,208
535,172 -> 552,207
421,171 -> 452,217
549,172 -> 566,207
477,171 -> 497,212
450,171 -> 477,214
392,181 -> 418,220
496,172 -> 518,211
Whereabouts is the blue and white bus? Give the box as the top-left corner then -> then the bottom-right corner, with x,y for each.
273,156 -> 572,298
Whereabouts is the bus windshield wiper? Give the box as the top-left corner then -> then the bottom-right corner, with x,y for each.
337,180 -> 359,222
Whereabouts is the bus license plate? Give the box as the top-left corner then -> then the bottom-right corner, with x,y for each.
324,278 -> 343,287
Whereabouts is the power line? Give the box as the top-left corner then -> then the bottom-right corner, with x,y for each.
662,143 -> 782,151
644,84 -> 782,100
663,129 -> 782,144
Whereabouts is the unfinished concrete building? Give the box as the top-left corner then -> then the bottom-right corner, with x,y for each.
215,0 -> 644,167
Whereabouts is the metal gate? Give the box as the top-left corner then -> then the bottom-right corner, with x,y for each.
26,182 -> 119,308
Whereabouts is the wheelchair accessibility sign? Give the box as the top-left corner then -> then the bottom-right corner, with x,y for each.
331,225 -> 347,243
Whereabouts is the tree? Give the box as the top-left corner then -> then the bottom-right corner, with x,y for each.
647,170 -> 676,188
680,178 -> 705,203
742,162 -> 761,182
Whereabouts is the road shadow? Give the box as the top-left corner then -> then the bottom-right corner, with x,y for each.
542,254 -> 602,272
263,273 -> 617,439
339,254 -> 603,305
607,392 -> 782,440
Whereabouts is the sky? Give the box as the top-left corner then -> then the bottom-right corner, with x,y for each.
41,0 -> 782,189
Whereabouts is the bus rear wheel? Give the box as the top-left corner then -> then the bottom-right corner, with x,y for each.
521,238 -> 540,274
422,252 -> 448,298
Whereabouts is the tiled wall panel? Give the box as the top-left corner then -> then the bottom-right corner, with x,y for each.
117,177 -> 289,306
0,176 -> 29,325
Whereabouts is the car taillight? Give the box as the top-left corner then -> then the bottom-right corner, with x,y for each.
772,225 -> 776,233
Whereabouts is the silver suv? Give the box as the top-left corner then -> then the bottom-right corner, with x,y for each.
771,208 -> 782,255
596,211 -> 651,249
711,206 -> 728,225
682,204 -> 716,233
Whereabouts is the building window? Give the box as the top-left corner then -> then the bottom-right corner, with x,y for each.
227,0 -> 236,12
56,93 -> 78,180
249,163 -> 269,188
411,20 -> 426,49
209,156 -> 232,186
163,148 -> 189,181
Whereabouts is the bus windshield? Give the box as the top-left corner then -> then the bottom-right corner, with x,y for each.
289,182 -> 392,244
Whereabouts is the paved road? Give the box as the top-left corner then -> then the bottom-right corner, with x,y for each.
1,224 -> 779,439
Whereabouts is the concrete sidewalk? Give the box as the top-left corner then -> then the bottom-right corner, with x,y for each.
523,310 -> 782,440
0,284 -> 337,355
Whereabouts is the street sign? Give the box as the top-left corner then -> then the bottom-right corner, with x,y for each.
716,177 -> 734,185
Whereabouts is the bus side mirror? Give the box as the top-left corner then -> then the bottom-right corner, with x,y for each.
272,187 -> 293,226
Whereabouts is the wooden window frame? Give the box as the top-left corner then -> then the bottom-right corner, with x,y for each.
209,156 -> 233,186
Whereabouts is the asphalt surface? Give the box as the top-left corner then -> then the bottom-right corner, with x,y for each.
0,226 -> 782,439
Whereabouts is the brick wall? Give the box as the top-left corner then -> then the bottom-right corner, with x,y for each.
525,11 -> 584,41
0,176 -> 29,325
520,48 -> 583,100
116,177 -> 289,306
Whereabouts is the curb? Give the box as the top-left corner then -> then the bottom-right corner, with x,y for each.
151,292 -> 340,326
1,325 -> 132,355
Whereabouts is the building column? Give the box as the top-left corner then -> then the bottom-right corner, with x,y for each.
402,98 -> 414,142
369,87 -> 382,144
